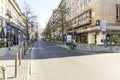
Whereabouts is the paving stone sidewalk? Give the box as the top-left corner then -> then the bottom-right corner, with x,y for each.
0,45 -> 31,80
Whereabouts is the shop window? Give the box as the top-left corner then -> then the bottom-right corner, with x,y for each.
88,0 -> 93,3
0,18 -> 3,27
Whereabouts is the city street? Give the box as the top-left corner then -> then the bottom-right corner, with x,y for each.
30,40 -> 120,80
1,0 -> 120,80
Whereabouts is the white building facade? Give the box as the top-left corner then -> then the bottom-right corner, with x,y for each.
0,0 -> 26,46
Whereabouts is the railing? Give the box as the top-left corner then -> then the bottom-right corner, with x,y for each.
77,43 -> 120,52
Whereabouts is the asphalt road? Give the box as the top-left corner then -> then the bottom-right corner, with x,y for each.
31,40 -> 90,59
30,40 -> 120,80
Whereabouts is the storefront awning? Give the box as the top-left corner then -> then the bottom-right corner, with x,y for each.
9,22 -> 28,38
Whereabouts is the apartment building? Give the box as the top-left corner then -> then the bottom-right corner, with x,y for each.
66,0 -> 120,45
0,0 -> 25,46
30,23 -> 39,40
45,0 -> 67,43
0,0 -> 6,45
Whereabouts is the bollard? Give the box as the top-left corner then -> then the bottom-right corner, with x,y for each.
24,42 -> 26,55
109,46 -> 112,50
22,47 -> 24,58
15,53 -> 18,77
75,46 -> 77,53
116,45 -> 119,50
1,66 -> 6,80
90,45 -> 93,50
19,49 -> 22,66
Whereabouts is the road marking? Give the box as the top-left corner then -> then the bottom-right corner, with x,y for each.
32,48 -> 44,49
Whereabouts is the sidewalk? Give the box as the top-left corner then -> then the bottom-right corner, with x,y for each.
56,42 -> 120,53
0,45 -> 31,80
77,44 -> 120,53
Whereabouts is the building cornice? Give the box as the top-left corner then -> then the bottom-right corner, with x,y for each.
8,0 -> 25,23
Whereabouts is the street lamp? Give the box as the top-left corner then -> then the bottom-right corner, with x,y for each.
6,9 -> 12,50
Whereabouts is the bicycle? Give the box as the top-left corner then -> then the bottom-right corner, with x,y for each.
69,43 -> 77,52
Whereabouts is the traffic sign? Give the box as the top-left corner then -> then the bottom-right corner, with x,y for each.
7,25 -> 12,32
100,20 -> 107,30
102,30 -> 106,35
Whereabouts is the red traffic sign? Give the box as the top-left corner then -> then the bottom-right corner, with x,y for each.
102,30 -> 106,34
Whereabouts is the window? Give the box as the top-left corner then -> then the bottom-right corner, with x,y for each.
0,7 -> 3,14
0,18 -> 3,27
84,0 -> 87,7
83,0 -> 86,7
1,7 -> 3,14
81,3 -> 83,9
0,0 -> 3,3
116,5 -> 120,22
88,0 -> 92,3
72,2 -> 74,7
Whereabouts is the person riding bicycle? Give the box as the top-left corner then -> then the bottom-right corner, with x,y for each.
70,39 -> 77,50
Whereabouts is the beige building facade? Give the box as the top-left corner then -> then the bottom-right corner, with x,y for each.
0,0 -> 25,46
0,0 -> 6,43
45,0 -> 67,43
66,0 -> 120,45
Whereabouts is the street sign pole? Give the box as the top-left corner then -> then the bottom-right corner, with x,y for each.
100,20 -> 107,47
103,33 -> 106,47
8,31 -> 11,50
7,25 -> 12,50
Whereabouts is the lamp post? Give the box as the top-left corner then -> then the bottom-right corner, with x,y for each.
52,10 -> 56,43
6,9 -> 12,50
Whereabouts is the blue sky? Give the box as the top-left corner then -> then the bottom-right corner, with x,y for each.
16,0 -> 61,27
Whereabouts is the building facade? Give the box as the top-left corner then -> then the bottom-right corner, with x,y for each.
29,22 -> 39,41
0,0 -> 6,46
45,0 -> 67,43
0,0 -> 26,47
66,0 -> 120,45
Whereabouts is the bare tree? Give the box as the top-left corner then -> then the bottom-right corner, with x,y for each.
22,1 -> 38,41
53,1 -> 69,44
